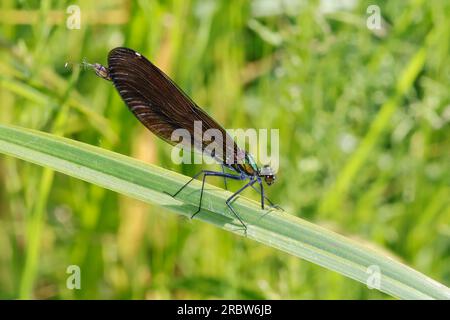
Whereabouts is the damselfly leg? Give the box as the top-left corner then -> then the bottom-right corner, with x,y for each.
250,184 -> 284,211
221,165 -> 228,190
165,170 -> 247,227
166,169 -> 279,232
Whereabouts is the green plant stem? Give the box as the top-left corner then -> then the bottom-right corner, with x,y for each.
0,124 -> 449,300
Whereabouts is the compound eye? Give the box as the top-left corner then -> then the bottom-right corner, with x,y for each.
264,175 -> 275,185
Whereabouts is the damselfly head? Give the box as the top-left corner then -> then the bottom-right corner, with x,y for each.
259,165 -> 276,186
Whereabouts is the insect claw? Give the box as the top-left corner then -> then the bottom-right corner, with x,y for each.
270,204 -> 284,211
191,210 -> 200,219
163,190 -> 176,198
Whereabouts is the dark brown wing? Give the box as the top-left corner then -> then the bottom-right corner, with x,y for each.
107,47 -> 241,164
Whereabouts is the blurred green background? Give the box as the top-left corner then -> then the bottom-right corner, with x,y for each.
0,0 -> 449,299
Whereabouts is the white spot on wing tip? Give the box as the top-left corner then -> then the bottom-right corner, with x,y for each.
135,52 -> 142,57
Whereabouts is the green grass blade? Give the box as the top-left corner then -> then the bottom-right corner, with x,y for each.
0,124 -> 448,300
